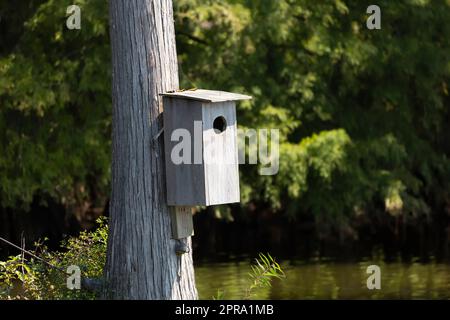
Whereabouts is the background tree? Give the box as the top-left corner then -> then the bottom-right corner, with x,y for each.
0,0 -> 449,258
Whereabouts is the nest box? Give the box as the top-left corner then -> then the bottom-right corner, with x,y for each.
162,89 -> 252,207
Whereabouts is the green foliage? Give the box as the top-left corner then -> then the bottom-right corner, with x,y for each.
244,253 -> 285,299
212,289 -> 225,300
212,253 -> 285,300
175,0 -> 450,224
0,218 -> 107,300
0,254 -> 39,297
1,1 -> 449,226
0,0 -> 111,210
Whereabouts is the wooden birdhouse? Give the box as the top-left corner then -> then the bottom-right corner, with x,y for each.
162,89 -> 252,207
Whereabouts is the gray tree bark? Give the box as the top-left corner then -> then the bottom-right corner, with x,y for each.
105,0 -> 197,299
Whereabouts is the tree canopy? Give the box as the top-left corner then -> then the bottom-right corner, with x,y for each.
1,0 -> 449,228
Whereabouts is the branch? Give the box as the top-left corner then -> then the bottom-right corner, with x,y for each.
177,31 -> 209,46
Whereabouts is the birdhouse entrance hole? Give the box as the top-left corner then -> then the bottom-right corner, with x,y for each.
213,116 -> 227,134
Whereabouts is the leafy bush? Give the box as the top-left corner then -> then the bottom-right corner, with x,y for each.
0,217 -> 107,300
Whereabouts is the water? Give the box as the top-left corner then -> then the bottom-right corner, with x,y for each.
2,257 -> 449,299
195,259 -> 450,299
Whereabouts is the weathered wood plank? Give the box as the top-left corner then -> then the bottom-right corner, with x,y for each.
163,97 -> 206,205
202,102 -> 240,205
161,89 -> 252,103
170,206 -> 194,239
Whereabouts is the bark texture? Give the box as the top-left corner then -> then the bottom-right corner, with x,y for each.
105,0 -> 197,299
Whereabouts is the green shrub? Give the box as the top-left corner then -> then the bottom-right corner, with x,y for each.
0,217 -> 107,300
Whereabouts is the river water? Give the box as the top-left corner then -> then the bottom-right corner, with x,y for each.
195,258 -> 450,299
1,257 -> 448,299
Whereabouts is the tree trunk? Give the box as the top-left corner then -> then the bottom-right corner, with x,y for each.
105,0 -> 197,299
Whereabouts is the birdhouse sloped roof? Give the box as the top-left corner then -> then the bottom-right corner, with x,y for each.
160,89 -> 252,103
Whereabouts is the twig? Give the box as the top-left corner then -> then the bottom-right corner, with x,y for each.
21,233 -> 25,278
152,127 -> 164,143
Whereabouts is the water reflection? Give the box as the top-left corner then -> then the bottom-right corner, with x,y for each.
195,259 -> 450,299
